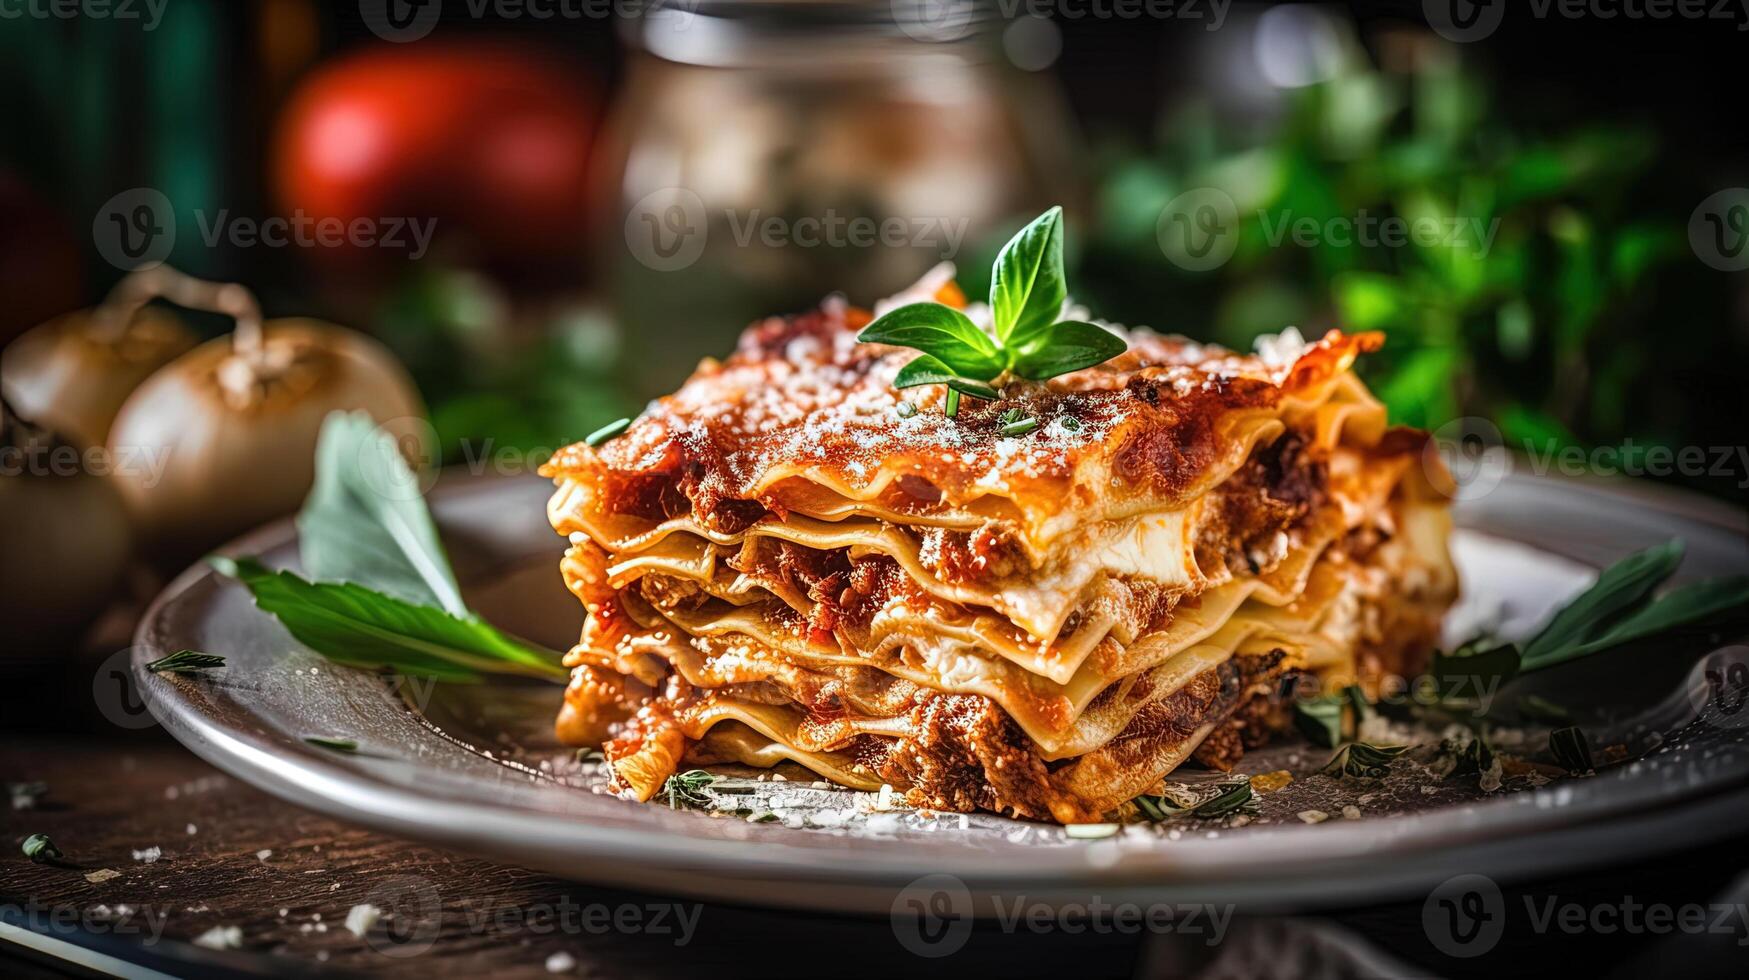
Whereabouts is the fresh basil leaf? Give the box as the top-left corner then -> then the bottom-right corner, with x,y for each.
299,413 -> 466,616
1526,574 -> 1749,670
209,556 -> 566,683
1515,695 -> 1572,725
1191,780 -> 1257,818
857,303 -> 1004,379
664,769 -> 717,810
1432,642 -> 1521,700
1293,696 -> 1345,748
1548,726 -> 1595,774
893,355 -> 1002,400
1011,321 -> 1128,381
1521,539 -> 1683,666
990,206 -> 1067,353
1322,742 -> 1408,779
22,833 -> 61,864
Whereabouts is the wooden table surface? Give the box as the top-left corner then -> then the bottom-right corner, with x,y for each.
2,735 -> 1159,979
7,732 -> 1749,979
5,624 -> 1749,979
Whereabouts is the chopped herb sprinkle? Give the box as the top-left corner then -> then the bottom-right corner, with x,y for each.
585,417 -> 632,447
145,650 -> 227,673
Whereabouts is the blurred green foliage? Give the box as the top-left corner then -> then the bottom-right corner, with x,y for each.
374,269 -> 637,466
1071,41 -> 1742,493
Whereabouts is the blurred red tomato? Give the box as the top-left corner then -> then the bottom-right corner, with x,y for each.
272,44 -> 596,277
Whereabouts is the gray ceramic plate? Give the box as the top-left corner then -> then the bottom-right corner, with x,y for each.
133,469 -> 1749,914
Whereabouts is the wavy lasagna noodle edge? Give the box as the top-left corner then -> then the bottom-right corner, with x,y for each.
540,300 -> 1457,821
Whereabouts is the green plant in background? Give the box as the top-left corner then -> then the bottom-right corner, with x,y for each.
373,268 -> 637,465
1074,36 -> 1743,497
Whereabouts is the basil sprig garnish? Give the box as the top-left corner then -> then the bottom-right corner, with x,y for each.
859,207 -> 1127,410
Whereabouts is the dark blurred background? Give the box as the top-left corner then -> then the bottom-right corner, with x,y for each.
2,0 -> 1746,664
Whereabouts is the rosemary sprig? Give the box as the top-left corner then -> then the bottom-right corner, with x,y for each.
663,770 -> 718,810
1548,727 -> 1595,774
145,650 -> 227,674
585,417 -> 631,447
303,736 -> 359,754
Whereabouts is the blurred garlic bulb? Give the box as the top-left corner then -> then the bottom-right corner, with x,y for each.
106,268 -> 427,563
0,397 -> 132,669
0,277 -> 196,450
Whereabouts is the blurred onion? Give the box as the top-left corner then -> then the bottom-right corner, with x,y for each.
1,290 -> 196,451
0,402 -> 132,668
105,269 -> 427,564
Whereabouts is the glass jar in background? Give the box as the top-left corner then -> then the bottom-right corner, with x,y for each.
592,0 -> 1081,396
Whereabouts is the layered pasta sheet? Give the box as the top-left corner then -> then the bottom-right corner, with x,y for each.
541,300 -> 1456,822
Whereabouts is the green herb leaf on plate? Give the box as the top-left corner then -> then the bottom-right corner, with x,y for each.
209,556 -> 566,684
1548,726 -> 1595,774
1432,641 -> 1522,700
304,736 -> 359,753
1516,695 -> 1572,725
145,650 -> 227,674
22,833 -> 61,864
1520,539 -> 1683,667
663,769 -> 718,810
1133,780 -> 1256,822
1322,742 -> 1408,779
299,413 -> 467,616
1526,574 -> 1749,670
1293,696 -> 1345,748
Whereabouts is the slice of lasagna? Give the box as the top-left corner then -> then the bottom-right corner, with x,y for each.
541,294 -> 1456,823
